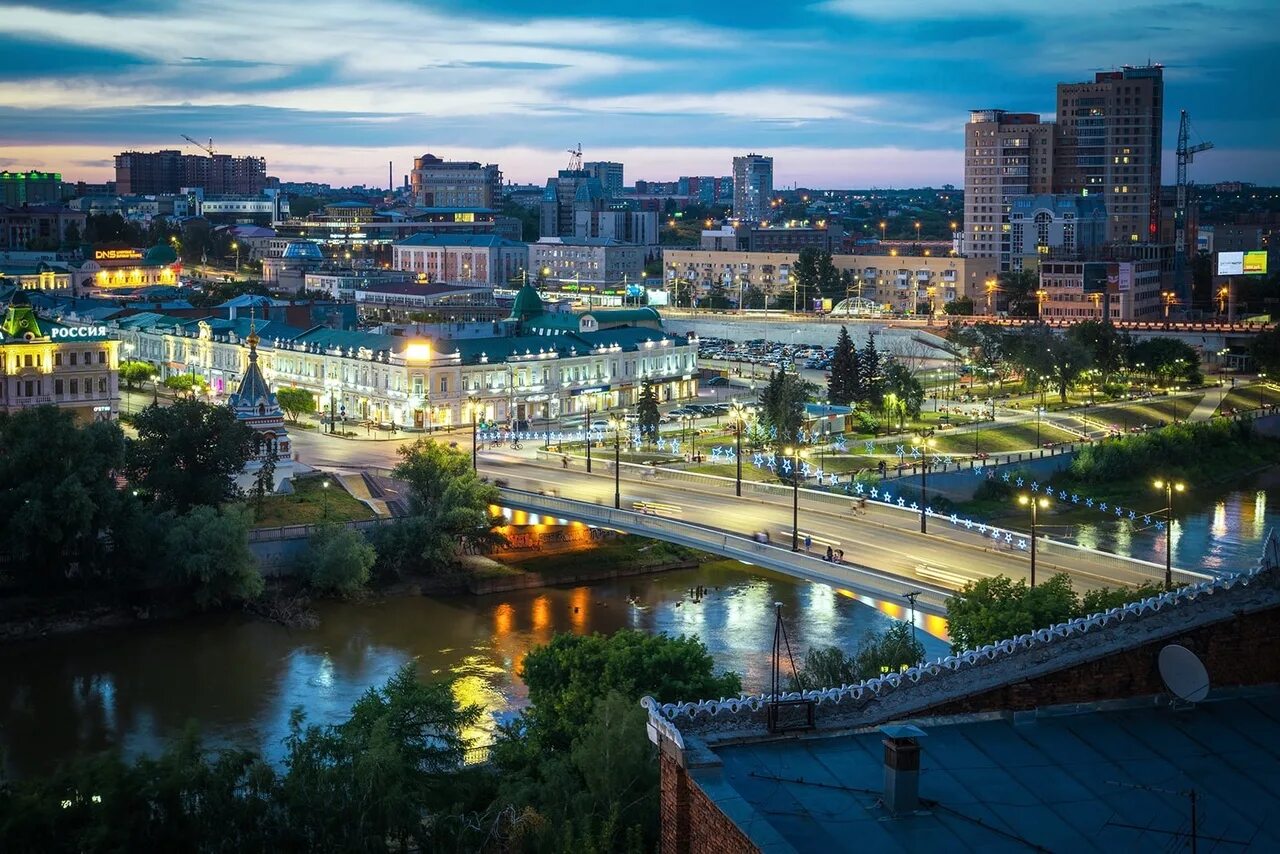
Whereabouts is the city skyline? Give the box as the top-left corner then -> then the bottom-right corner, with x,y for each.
1,0 -> 1278,187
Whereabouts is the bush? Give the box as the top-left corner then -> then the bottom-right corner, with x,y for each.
1068,418 -> 1260,485
855,410 -> 880,434
304,522 -> 375,597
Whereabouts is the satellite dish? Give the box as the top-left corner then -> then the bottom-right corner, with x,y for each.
1158,644 -> 1210,703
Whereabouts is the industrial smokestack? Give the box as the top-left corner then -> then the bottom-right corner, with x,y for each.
881,725 -> 926,816
389,161 -> 393,192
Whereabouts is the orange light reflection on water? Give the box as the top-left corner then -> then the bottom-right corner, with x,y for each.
531,595 -> 551,632
837,589 -> 951,644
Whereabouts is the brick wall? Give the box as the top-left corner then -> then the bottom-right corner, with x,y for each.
661,753 -> 757,854
922,604 -> 1280,716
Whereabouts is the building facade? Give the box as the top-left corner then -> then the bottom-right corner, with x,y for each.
1007,194 -> 1107,272
114,149 -> 267,195
540,171 -> 606,238
1038,258 -> 1164,321
1055,65 -> 1164,244
530,237 -> 645,287
0,205 -> 86,252
1,171 -> 62,206
583,161 -> 624,197
392,234 -> 528,285
410,154 -> 502,209
739,225 -> 838,254
1,302 -> 120,422
963,110 -> 1054,271
662,249 -> 997,315
732,154 -> 773,223
111,295 -> 695,430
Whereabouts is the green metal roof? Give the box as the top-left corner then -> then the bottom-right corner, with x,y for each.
506,282 -> 546,323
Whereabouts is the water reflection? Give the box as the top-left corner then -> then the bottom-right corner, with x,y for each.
0,564 -> 950,779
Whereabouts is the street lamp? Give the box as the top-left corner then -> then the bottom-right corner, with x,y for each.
322,478 -> 331,520
467,394 -> 479,472
731,400 -> 754,497
1153,479 -> 1186,589
985,278 -> 997,315
782,446 -> 808,552
609,412 -> 626,509
1017,493 -> 1049,587
879,221 -> 887,242
914,431 -> 935,533
914,220 -> 921,244
230,241 -> 240,274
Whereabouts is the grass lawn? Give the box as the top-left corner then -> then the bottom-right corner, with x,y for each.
252,476 -> 376,528
930,421 -> 1079,455
1216,384 -> 1280,415
1077,395 -> 1204,429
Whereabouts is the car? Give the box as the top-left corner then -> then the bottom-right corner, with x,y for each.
705,376 -> 730,387
588,420 -> 610,431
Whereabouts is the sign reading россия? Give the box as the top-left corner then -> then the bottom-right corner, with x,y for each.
49,325 -> 108,339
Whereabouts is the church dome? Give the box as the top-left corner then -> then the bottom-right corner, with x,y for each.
506,282 -> 545,323
143,243 -> 179,266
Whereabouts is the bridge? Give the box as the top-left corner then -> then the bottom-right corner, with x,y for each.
486,457 -> 1210,616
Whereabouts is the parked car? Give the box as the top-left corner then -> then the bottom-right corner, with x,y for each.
705,376 -> 730,387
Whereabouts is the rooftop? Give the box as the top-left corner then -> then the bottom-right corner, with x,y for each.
394,232 -> 516,248
711,690 -> 1280,853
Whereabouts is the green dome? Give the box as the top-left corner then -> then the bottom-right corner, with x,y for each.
143,243 -> 179,266
507,282 -> 545,323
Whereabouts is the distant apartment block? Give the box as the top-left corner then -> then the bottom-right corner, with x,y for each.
391,234 -> 528,286
732,154 -> 773,223
1055,65 -> 1164,244
1007,194 -> 1107,272
1,171 -> 62,206
530,237 -> 644,286
114,149 -> 267,195
963,111 -> 1054,271
410,154 -> 502,209
583,161 -> 624,197
1039,258 -> 1163,321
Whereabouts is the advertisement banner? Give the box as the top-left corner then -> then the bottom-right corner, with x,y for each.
1218,251 -> 1244,276
1244,251 -> 1269,276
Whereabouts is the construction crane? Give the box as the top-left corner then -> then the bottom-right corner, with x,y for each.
565,143 -> 583,172
181,134 -> 215,157
1173,110 -> 1212,306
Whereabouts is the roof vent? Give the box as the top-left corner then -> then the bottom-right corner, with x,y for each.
881,724 -> 927,816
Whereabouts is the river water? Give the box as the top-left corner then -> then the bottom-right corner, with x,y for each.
0,564 -> 951,779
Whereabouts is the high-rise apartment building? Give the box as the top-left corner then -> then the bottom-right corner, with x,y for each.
114,150 -> 267,195
1,171 -> 62,205
732,154 -> 773,223
410,154 -> 502,209
583,161 -> 624,197
1054,65 -> 1164,244
539,171 -> 606,238
963,111 -> 1054,270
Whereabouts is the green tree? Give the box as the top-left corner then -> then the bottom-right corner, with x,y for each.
380,439 -> 504,572
127,399 -> 256,512
275,386 -> 316,423
791,623 -> 926,689
859,332 -> 885,405
943,296 -> 974,315
1130,337 -> 1203,386
160,504 -> 262,608
304,522 -> 375,597
1066,319 -> 1128,380
827,325 -> 858,405
119,359 -> 158,390
999,269 -> 1040,317
1249,326 -> 1280,376
635,382 -> 660,443
758,368 -> 809,444
251,448 -> 277,507
883,361 -> 925,419
0,407 -> 126,587
946,573 -> 1078,652
163,373 -> 208,397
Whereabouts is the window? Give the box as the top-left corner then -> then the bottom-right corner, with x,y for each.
70,352 -> 77,365
440,376 -> 448,394
70,379 -> 79,394
23,354 -> 32,368
98,351 -> 106,364
55,379 -> 63,395
54,353 -> 62,366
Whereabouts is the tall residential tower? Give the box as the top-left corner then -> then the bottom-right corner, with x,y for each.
963,111 -> 1054,269
732,154 -> 773,223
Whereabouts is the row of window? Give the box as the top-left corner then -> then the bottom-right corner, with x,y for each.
3,377 -> 108,397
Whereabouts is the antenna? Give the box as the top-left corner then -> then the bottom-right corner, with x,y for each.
1158,644 -> 1210,703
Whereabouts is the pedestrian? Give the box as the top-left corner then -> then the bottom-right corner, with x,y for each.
835,549 -> 844,563
825,545 -> 834,562
804,534 -> 812,553
562,455 -> 570,469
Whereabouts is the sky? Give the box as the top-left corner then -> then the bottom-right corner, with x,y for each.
0,0 -> 1277,189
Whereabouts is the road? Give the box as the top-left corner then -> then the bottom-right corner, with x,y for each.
285,426 -> 1191,597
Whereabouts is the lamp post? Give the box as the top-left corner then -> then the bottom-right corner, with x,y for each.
322,478 -> 331,520
1154,478 -> 1185,589
230,241 -> 240,275
914,220 -> 921,245
914,431 -> 934,533
880,221 -> 887,243
1017,493 -> 1049,587
783,446 -> 807,551
610,412 -> 626,509
585,397 -> 594,474
1260,373 -> 1267,411
468,394 -> 479,472
731,400 -> 754,497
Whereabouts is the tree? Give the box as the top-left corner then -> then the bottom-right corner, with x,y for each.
791,623 -> 926,689
1250,326 -> 1280,376
160,504 -> 263,608
0,407 -> 126,587
1066,319 -> 1127,381
999,270 -> 1040,317
758,368 -> 809,444
508,630 -> 741,755
946,573 -> 1077,652
380,439 -> 504,572
635,382 -> 660,443
827,326 -> 858,405
883,361 -> 925,419
943,296 -> 974,315
1130,337 -> 1203,386
251,447 -> 277,507
859,332 -> 885,405
127,399 -> 256,512
119,359 -> 158,390
163,373 -> 208,397
275,387 -> 316,423
304,523 -> 376,597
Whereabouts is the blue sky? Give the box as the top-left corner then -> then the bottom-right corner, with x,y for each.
1,0 -> 1276,187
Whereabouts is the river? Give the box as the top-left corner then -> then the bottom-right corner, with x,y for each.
0,563 -> 951,779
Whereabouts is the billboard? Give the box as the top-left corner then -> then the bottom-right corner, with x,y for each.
1218,252 -> 1244,275
1244,250 -> 1269,275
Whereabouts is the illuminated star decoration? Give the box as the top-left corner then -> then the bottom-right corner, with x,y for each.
910,446 -> 923,459
1001,472 -> 1010,482
782,458 -> 792,475
870,487 -> 879,498
895,445 -> 906,457
1018,539 -> 1028,550
753,452 -> 765,468
897,497 -> 906,507
1031,481 -> 1040,492
854,481 -> 865,495
865,440 -> 876,454
656,437 -> 667,450
835,438 -> 849,452
882,491 -> 893,504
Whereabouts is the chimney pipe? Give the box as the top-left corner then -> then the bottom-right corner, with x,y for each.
881,725 -> 926,816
